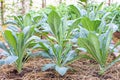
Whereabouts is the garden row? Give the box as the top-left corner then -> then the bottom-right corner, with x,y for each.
0,2 -> 120,76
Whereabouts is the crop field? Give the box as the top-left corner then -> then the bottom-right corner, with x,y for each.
0,0 -> 120,80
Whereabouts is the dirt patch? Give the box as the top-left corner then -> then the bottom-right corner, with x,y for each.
113,31 -> 120,43
0,57 -> 120,80
113,31 -> 120,39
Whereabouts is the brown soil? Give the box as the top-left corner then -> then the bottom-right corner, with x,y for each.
113,31 -> 120,39
113,31 -> 120,43
0,57 -> 120,80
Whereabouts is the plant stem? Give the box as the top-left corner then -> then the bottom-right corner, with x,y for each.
17,59 -> 23,73
16,51 -> 24,73
1,0 -> 4,25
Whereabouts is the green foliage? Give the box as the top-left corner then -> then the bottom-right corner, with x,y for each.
0,42 -> 18,66
5,13 -> 42,30
47,11 -> 61,41
68,5 -> 81,19
80,17 -> 101,31
80,0 -> 87,3
36,3 -> 68,18
105,4 -> 120,31
78,29 -> 120,75
3,26 -> 37,73
2,1 -> 120,77
36,11 -> 81,76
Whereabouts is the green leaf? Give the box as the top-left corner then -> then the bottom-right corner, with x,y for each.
39,42 -> 49,51
68,5 -> 81,18
17,32 -> 24,56
14,16 -> 23,29
7,26 -> 20,32
33,16 -> 41,23
62,50 -> 76,65
80,0 -> 87,3
48,11 -> 61,37
23,26 -> 31,34
47,36 -> 57,42
25,36 -> 40,45
96,2 -> 104,12
78,35 -> 96,60
41,63 -> 55,71
81,17 -> 101,31
23,13 -> 32,27
5,20 -> 18,25
4,30 -> 17,50
101,12 -> 111,21
67,18 -> 81,38
88,33 -> 101,62
55,65 -> 68,76
31,51 -> 51,58
0,42 -> 9,53
5,56 -> 18,64
24,26 -> 35,42
0,48 -> 10,56
99,30 -> 113,64
81,33 -> 102,60
78,29 -> 113,74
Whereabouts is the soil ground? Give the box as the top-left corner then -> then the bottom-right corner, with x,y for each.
0,57 -> 120,80
0,27 -> 120,80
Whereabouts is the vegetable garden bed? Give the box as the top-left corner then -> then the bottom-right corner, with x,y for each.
1,0 -> 120,80
0,57 -> 120,80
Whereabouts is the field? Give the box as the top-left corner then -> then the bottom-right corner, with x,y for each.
0,0 -> 120,80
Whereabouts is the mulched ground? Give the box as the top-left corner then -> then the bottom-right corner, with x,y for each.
0,27 -> 120,80
0,56 -> 120,80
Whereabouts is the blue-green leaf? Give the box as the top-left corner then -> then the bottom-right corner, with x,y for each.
55,65 -> 68,76
41,63 -> 55,71
5,56 -> 18,64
